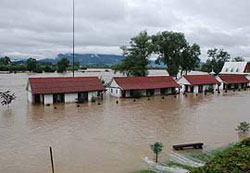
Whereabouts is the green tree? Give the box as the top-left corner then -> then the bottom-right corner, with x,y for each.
150,142 -> 163,163
236,122 -> 250,133
0,56 -> 11,65
152,31 -> 188,77
26,58 -> 37,72
232,56 -> 245,62
201,48 -> 230,74
113,31 -> 154,76
180,43 -> 201,75
57,58 -> 69,73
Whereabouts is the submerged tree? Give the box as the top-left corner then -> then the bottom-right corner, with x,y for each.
113,31 -> 154,76
150,142 -> 163,163
57,58 -> 69,73
0,90 -> 16,107
236,122 -> 250,133
26,58 -> 37,72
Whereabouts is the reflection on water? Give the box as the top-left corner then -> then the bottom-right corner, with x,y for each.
0,71 -> 249,173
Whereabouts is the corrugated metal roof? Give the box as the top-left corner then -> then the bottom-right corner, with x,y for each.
221,62 -> 247,74
183,75 -> 220,85
218,74 -> 249,84
29,77 -> 105,94
114,76 -> 179,90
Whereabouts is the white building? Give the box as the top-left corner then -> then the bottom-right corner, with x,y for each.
26,77 -> 105,105
221,62 -> 250,74
107,76 -> 180,98
178,75 -> 220,94
216,74 -> 249,90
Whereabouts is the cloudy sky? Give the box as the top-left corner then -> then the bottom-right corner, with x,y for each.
1,0 -> 250,61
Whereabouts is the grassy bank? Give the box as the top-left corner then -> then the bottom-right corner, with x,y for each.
135,138 -> 250,173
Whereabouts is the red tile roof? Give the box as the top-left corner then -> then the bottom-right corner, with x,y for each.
183,75 -> 220,85
28,77 -> 105,94
218,74 -> 249,84
114,76 -> 179,90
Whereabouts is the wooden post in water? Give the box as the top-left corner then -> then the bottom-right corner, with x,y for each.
50,146 -> 55,173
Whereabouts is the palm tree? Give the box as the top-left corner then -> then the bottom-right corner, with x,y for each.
150,142 -> 163,163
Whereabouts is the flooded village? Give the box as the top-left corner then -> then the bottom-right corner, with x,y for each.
0,65 -> 250,173
1,0 -> 250,173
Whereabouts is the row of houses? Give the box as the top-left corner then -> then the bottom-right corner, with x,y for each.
27,74 -> 250,105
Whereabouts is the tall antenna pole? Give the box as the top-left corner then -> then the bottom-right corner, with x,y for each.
72,0 -> 75,77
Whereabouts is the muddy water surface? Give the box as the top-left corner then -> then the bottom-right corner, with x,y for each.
0,71 -> 249,173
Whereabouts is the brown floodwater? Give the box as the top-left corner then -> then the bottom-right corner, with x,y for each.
0,71 -> 249,173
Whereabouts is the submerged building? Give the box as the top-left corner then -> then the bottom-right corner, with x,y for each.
26,77 -> 105,105
216,74 -> 249,90
107,76 -> 179,98
178,75 -> 220,93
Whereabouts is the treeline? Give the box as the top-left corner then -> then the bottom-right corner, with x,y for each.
113,31 -> 246,77
0,57 -> 80,73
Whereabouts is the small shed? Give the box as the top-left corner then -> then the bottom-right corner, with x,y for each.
178,75 -> 220,93
26,77 -> 105,104
216,74 -> 249,90
107,76 -> 179,98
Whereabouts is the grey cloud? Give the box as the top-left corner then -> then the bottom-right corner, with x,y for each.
0,0 -> 250,60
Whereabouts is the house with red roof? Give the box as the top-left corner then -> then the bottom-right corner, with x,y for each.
178,75 -> 220,93
107,76 -> 179,98
216,74 -> 249,90
26,77 -> 105,105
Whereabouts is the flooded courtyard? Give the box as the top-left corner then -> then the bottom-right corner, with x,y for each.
0,71 -> 249,173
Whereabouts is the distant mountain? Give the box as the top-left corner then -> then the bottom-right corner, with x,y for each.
27,53 -> 165,68
56,53 -> 124,67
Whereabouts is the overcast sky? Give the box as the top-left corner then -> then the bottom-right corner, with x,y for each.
1,0 -> 250,61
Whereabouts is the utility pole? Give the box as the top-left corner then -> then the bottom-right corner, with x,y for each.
72,0 -> 75,77
49,146 -> 55,173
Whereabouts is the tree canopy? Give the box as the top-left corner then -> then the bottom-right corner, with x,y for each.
26,58 -> 37,72
57,58 -> 69,73
232,56 -> 245,62
201,48 -> 231,74
113,31 -> 154,76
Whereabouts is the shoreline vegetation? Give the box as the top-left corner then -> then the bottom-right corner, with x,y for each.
133,137 -> 250,173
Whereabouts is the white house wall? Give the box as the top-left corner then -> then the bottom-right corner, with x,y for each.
27,91 -> 33,103
178,77 -> 191,92
107,79 -> 122,97
44,94 -> 53,105
88,91 -> 98,101
65,93 -> 78,103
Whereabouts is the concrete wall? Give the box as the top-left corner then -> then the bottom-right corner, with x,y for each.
65,93 -> 78,103
88,91 -> 98,101
44,95 -> 53,105
27,91 -> 33,103
108,87 -> 122,97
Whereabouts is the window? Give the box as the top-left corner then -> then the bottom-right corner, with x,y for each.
231,68 -> 234,72
111,89 -> 113,93
236,68 -> 239,72
225,68 -> 228,72
116,89 -> 118,94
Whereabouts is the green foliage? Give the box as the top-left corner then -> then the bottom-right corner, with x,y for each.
57,58 -> 69,73
26,58 -> 37,72
113,31 -> 154,76
132,170 -> 156,173
191,138 -> 250,173
152,31 -> 200,77
180,43 -> 201,75
201,48 -> 230,74
236,122 -> 250,133
232,56 -> 245,62
150,142 -> 163,163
